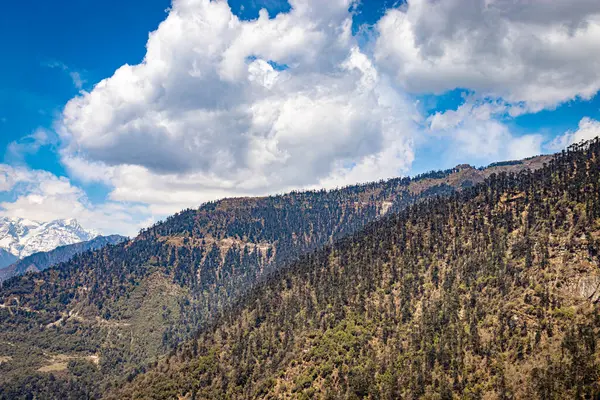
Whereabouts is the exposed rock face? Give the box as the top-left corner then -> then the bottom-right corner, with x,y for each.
575,275 -> 600,303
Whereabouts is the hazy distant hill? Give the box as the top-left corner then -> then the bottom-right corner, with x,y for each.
0,249 -> 17,270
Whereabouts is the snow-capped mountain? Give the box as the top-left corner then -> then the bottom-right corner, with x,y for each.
0,217 -> 99,259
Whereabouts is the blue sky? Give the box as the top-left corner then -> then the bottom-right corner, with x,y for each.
1,0 -> 600,235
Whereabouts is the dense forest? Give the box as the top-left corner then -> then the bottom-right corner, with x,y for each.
0,153 -> 558,398
107,140 -> 600,399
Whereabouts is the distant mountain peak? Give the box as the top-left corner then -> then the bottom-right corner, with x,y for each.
0,217 -> 98,259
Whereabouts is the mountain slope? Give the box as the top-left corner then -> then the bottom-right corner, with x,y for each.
0,155 -> 551,398
0,249 -> 17,269
0,235 -> 128,284
0,218 -> 98,259
110,141 -> 600,399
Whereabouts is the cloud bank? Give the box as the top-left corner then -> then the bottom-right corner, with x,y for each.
375,0 -> 600,111
57,0 -> 419,217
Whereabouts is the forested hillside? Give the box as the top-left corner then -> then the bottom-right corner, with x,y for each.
0,155 -> 550,398
110,141 -> 600,399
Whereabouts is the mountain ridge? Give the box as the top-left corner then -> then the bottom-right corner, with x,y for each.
0,153 -> 558,398
110,140 -> 600,399
0,249 -> 17,270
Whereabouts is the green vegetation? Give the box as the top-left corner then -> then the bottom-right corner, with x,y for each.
0,148 -> 573,399
109,140 -> 600,399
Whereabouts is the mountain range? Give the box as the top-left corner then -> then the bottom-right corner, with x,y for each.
113,140 -> 600,399
0,235 -> 128,284
0,218 -> 99,265
0,145 -> 598,399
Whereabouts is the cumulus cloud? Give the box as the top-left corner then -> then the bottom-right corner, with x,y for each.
0,165 -> 151,236
0,165 -> 27,192
375,0 -> 600,111
31,0 -> 598,234
57,0 -> 418,217
426,100 -> 543,165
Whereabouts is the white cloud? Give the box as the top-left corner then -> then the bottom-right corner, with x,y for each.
426,100 -> 543,165
22,0 -> 595,236
428,100 -> 506,131
375,0 -> 600,111
56,0 -> 418,217
0,165 -> 25,192
567,117 -> 600,144
0,165 -> 151,236
548,117 -> 600,151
